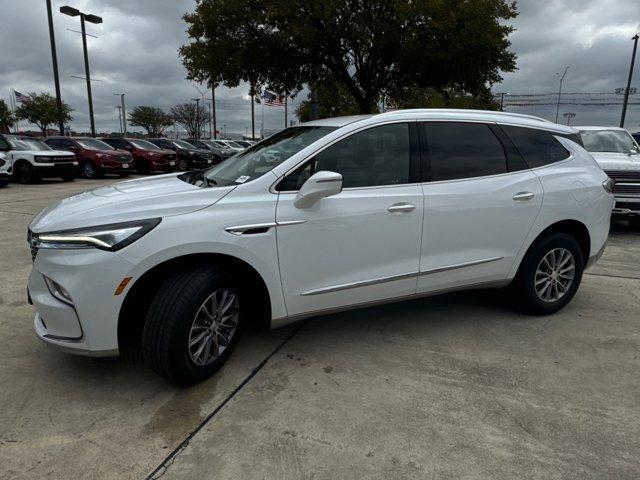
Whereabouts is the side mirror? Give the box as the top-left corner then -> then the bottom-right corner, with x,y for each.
68,145 -> 79,152
294,171 -> 343,208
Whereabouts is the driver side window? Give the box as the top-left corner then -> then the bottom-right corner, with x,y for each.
278,123 -> 411,191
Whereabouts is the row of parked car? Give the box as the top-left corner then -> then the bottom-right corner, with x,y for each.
0,134 -> 254,185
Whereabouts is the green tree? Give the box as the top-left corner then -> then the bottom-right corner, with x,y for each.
170,103 -> 210,139
15,92 -> 72,136
0,99 -> 15,133
180,0 -> 517,114
128,106 -> 174,136
296,82 -> 377,122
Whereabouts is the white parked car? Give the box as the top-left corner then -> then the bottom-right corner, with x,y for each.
0,134 -> 77,183
216,139 -> 245,152
576,126 -> 640,227
0,151 -> 11,187
27,110 -> 613,385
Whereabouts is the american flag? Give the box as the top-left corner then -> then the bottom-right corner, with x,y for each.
262,90 -> 285,107
14,91 -> 28,103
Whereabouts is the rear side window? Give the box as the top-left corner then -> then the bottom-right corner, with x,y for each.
422,122 -> 508,181
500,125 -> 571,168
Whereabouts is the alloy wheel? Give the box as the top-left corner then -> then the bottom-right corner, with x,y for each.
178,158 -> 189,171
535,248 -> 575,302
83,162 -> 97,178
188,288 -> 239,366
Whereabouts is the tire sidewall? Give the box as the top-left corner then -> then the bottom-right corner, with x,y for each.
83,161 -> 98,178
516,233 -> 584,315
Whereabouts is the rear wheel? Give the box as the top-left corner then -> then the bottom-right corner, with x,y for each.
142,266 -> 242,385
513,233 -> 584,315
14,161 -> 40,184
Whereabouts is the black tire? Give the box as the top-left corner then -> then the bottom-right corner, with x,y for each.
0,180 -> 7,188
177,157 -> 190,171
142,266 -> 243,386
60,174 -> 75,182
14,161 -> 40,184
82,160 -> 101,179
135,157 -> 150,174
512,233 -> 584,315
628,216 -> 640,231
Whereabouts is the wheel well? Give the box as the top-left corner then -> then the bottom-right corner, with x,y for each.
117,253 -> 271,353
532,220 -> 591,261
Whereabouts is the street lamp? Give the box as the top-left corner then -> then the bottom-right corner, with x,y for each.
60,5 -> 102,137
555,66 -> 570,123
46,0 -> 64,135
191,98 -> 200,138
113,93 -> 126,135
620,34 -> 639,128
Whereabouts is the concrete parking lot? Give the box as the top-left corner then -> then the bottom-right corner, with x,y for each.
1,176 -> 639,479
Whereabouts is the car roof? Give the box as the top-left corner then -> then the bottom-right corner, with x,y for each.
298,109 -> 575,134
574,126 -> 629,132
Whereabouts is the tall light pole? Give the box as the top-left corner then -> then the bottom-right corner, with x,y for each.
46,0 -> 64,135
621,34 -> 639,128
555,66 -> 570,123
115,105 -> 123,133
60,6 -> 102,137
211,81 -> 217,139
113,93 -> 126,135
192,98 -> 200,138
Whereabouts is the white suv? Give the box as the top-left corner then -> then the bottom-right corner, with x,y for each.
27,110 -> 614,385
576,126 -> 640,227
0,151 -> 11,187
0,134 -> 77,183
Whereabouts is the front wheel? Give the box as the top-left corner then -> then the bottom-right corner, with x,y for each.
82,161 -> 100,179
177,158 -> 190,171
513,233 -> 584,315
14,162 -> 40,184
142,267 -> 242,385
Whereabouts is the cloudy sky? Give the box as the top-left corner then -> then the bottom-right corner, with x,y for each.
0,0 -> 639,136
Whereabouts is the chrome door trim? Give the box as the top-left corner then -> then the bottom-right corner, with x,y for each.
225,220 -> 307,235
419,257 -> 504,276
300,271 -> 418,296
388,202 -> 416,213
225,223 -> 277,235
512,191 -> 535,201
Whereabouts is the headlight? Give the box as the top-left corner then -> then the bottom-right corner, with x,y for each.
35,218 -> 161,251
602,177 -> 615,194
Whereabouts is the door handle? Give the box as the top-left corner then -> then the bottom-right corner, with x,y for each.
513,192 -> 535,201
388,202 -> 416,213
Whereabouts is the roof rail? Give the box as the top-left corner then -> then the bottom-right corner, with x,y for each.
374,108 -> 553,124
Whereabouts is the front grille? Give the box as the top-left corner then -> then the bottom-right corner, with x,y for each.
163,154 -> 177,160
613,183 -> 640,195
114,155 -> 130,163
27,230 -> 39,262
51,156 -> 76,163
604,170 -> 640,182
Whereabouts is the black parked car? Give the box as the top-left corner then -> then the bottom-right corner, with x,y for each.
183,138 -> 227,164
632,132 -> 640,145
146,138 -> 214,171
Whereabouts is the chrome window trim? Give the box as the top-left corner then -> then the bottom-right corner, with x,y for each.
419,257 -> 504,276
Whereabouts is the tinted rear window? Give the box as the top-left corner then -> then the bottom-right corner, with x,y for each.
500,126 -> 570,168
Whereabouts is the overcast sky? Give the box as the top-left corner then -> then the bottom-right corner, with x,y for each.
0,0 -> 639,136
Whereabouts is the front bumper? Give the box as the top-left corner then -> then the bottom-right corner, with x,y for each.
192,157 -> 214,168
612,198 -> 640,216
28,246 -> 135,356
34,162 -> 78,177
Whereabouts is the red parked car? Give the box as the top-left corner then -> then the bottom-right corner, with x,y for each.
44,137 -> 132,179
102,137 -> 177,174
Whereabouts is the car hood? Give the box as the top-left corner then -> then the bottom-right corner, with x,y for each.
590,152 -> 640,170
30,173 -> 235,233
12,150 -> 75,156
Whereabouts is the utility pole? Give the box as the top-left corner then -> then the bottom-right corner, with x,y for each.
60,6 -> 102,137
46,0 -> 64,135
563,112 -> 576,126
250,84 -> 255,140
284,92 -> 288,128
115,105 -> 123,134
555,66 -> 570,123
309,84 -> 319,120
192,98 -> 200,138
621,34 -> 639,128
211,83 -> 217,139
497,92 -> 509,111
114,93 -> 126,135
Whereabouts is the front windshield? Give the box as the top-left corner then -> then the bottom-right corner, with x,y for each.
579,130 -> 640,154
186,139 -> 207,149
203,126 -> 336,186
130,139 -> 160,150
77,138 -> 114,150
8,138 -> 52,151
172,139 -> 197,149
225,141 -> 243,148
213,141 -> 230,149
